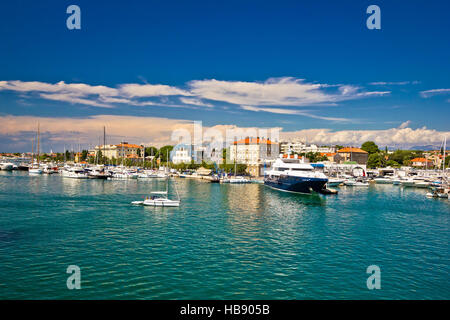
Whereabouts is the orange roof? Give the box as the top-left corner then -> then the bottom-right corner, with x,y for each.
116,143 -> 142,149
282,154 -> 303,159
234,138 -> 276,145
126,154 -> 140,159
320,152 -> 336,157
338,147 -> 368,154
411,158 -> 432,163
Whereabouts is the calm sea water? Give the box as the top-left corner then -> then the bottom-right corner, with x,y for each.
0,171 -> 448,299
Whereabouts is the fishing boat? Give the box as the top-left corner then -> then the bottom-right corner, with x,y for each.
264,154 -> 328,194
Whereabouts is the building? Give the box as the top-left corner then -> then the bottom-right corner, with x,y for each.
74,152 -> 83,163
171,145 -> 192,164
320,152 -> 337,163
334,147 -> 368,165
410,157 -> 433,168
229,137 -> 279,176
94,142 -> 142,160
280,140 -> 336,154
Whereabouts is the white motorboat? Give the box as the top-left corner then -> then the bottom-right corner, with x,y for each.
132,177 -> 180,207
327,178 -> 345,187
401,178 -> 416,187
62,167 -> 89,179
229,176 -> 251,184
414,181 -> 430,188
132,191 -> 180,207
344,179 -> 369,187
0,162 -> 14,171
374,177 -> 392,184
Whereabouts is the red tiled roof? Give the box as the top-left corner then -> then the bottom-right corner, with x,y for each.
116,143 -> 142,149
411,158 -> 432,163
338,147 -> 368,154
233,138 -> 276,145
320,152 -> 336,157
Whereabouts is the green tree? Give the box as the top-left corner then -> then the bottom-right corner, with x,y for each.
367,153 -> 386,168
81,150 -> 88,161
361,141 -> 380,155
159,145 -> 174,163
145,146 -> 159,158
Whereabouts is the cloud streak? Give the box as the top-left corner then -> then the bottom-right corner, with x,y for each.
0,78 -> 390,117
420,88 -> 450,98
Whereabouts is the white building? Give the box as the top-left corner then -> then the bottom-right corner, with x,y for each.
172,146 -> 192,164
229,137 -> 279,176
280,141 -> 335,154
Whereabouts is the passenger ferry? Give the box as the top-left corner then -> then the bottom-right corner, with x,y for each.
264,154 -> 328,194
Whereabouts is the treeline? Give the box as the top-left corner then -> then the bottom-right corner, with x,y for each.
361,141 -> 449,169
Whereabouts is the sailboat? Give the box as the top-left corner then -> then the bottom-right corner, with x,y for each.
29,123 -> 43,175
132,176 -> 180,207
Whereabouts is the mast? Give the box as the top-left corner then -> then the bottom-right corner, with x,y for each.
103,126 -> 106,165
37,122 -> 40,166
443,136 -> 447,175
234,141 -> 237,177
31,138 -> 34,164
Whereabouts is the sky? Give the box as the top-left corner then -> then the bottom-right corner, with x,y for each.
0,0 -> 449,152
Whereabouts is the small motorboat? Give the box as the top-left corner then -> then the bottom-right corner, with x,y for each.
327,178 -> 345,187
132,177 -> 180,207
373,177 -> 392,184
228,176 -> 251,184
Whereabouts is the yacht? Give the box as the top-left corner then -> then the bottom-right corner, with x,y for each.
0,162 -> 14,171
344,179 -> 369,187
264,155 -> 328,194
62,166 -> 89,179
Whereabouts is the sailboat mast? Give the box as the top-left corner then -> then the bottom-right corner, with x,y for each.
102,126 -> 106,165
37,122 -> 40,165
234,141 -> 237,177
443,136 -> 447,174
31,138 -> 34,164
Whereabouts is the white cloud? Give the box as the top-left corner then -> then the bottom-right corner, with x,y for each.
369,81 -> 420,86
179,97 -> 213,107
398,120 -> 411,129
119,83 -> 192,97
0,78 -> 390,113
420,88 -> 450,98
189,77 -> 389,107
240,105 -> 350,121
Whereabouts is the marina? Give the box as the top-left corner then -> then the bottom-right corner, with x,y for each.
0,170 -> 448,299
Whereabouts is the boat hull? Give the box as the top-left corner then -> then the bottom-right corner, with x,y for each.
264,175 -> 327,194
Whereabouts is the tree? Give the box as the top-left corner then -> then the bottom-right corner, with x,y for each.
367,153 -> 386,168
145,146 -> 158,158
361,141 -> 380,155
159,145 -> 174,163
81,150 -> 88,161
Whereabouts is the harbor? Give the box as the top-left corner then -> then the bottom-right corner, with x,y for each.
0,170 -> 448,299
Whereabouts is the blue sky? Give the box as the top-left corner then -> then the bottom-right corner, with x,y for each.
0,0 -> 449,151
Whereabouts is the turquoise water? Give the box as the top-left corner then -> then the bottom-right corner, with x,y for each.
0,171 -> 448,299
